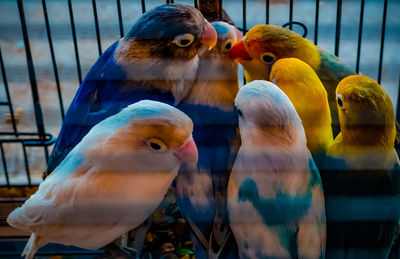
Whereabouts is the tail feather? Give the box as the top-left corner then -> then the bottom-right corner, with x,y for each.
22,233 -> 46,259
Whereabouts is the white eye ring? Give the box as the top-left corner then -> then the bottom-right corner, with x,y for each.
146,138 -> 168,152
260,52 -> 276,64
173,33 -> 195,47
222,39 -> 233,52
337,93 -> 345,109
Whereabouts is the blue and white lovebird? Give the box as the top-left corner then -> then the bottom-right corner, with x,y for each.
45,4 -> 217,175
7,100 -> 198,259
228,80 -> 326,259
175,21 -> 242,258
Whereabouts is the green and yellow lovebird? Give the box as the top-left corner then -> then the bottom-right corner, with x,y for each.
320,75 -> 400,259
229,25 -> 355,136
269,58 -> 333,165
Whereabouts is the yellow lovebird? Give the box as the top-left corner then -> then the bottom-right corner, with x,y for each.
320,75 -> 400,259
229,25 -> 355,136
270,58 -> 333,164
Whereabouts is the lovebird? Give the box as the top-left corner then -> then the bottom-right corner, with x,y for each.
45,3 -> 217,175
175,21 -> 242,258
228,80 -> 326,259
270,58 -> 333,166
7,100 -> 198,259
320,75 -> 400,259
229,24 -> 355,137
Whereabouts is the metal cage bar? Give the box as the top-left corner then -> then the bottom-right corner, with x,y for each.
116,0 -> 124,37
265,0 -> 270,24
334,0 -> 342,56
314,0 -> 319,45
92,0 -> 102,56
41,0 -> 65,120
378,0 -> 388,84
355,0 -> 365,74
67,0 -> 82,84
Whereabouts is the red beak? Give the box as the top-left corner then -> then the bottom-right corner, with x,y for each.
229,39 -> 251,61
201,20 -> 217,50
174,136 -> 198,166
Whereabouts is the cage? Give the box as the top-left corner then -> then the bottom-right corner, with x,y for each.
0,0 -> 399,258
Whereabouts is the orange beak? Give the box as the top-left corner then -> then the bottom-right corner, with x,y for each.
201,20 -> 217,50
229,39 -> 251,61
174,136 -> 198,166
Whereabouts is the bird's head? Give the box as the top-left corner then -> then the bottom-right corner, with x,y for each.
84,100 -> 198,173
198,21 -> 242,59
335,75 -> 395,147
115,4 -> 217,63
229,25 -> 320,82
269,58 -> 330,119
234,80 -> 305,147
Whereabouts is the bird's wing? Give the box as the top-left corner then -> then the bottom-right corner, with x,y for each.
46,41 -> 125,174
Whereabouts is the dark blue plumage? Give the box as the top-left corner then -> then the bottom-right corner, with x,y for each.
46,4 -> 217,175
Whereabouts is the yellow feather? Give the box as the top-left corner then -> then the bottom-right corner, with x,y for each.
270,58 -> 333,153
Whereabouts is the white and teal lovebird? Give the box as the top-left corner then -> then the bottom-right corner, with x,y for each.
228,80 -> 326,258
176,21 -> 242,258
7,100 -> 198,259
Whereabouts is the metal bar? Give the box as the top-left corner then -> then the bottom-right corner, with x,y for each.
141,0 -> 146,14
265,0 -> 269,24
289,0 -> 293,30
0,144 -> 10,188
116,0 -> 124,37
194,0 -> 198,9
21,144 -> 32,187
218,0 -> 222,20
0,47 -> 18,135
242,0 -> 246,34
67,0 -> 82,84
334,0 -> 342,56
17,0 -> 46,139
355,0 -> 365,73
314,0 -> 319,45
92,0 -> 102,56
41,0 -> 65,120
378,0 -> 388,84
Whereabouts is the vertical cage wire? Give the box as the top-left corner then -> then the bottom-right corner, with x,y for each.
314,0 -> 319,45
16,0 -> 46,140
289,0 -> 293,30
265,0 -> 270,24
41,0 -> 65,120
355,0 -> 365,74
116,0 -> 124,37
67,0 -> 82,84
334,0 -> 342,56
141,0 -> 146,14
92,0 -> 102,56
378,0 -> 388,84
0,144 -> 10,187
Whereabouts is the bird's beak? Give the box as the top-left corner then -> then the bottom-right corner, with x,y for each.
229,39 -> 251,61
201,20 -> 217,50
174,136 -> 198,166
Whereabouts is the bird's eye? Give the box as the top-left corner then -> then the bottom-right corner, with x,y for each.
222,39 -> 233,52
173,33 -> 195,47
260,52 -> 276,64
235,106 -> 244,118
146,138 -> 168,152
337,94 -> 345,109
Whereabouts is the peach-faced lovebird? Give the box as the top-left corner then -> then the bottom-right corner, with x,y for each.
228,80 -> 326,259
7,100 -> 198,259
45,4 -> 216,175
270,58 -> 333,166
320,75 -> 400,259
175,21 -> 241,258
229,24 -> 355,137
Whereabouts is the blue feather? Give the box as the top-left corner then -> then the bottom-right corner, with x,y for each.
47,41 -> 175,174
